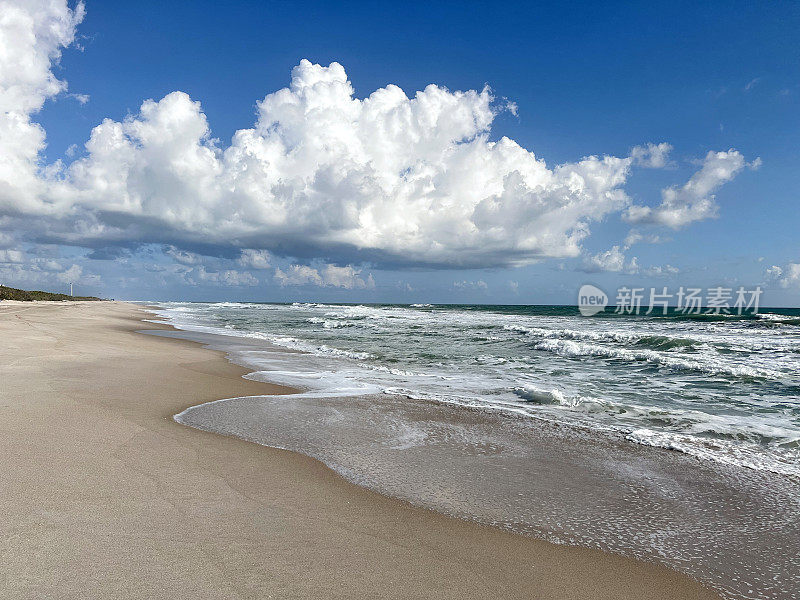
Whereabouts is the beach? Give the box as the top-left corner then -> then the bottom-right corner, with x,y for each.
0,301 -> 721,599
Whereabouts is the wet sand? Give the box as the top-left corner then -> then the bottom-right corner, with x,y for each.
0,301 -> 720,599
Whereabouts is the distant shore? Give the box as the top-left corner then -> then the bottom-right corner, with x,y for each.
0,284 -> 102,302
0,301 -> 720,599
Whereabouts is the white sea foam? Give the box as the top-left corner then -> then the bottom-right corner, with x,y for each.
530,338 -> 782,379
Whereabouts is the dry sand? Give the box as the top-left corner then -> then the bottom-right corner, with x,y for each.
0,301 -> 721,599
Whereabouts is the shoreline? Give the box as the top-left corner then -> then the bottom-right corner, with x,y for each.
0,301 -> 721,599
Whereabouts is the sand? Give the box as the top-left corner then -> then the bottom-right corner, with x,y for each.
0,301 -> 720,599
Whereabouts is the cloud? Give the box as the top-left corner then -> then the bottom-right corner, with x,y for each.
0,0 -> 84,215
86,246 -> 130,260
623,230 -> 668,247
56,263 -> 81,283
274,263 -> 374,289
745,77 -> 761,92
0,250 -> 93,290
49,66 -> 640,269
67,92 -> 89,104
580,243 -> 678,276
164,245 -> 203,265
630,142 -> 673,168
624,150 -> 757,228
192,265 -> 258,287
643,264 -> 679,276
0,0 -> 84,114
766,265 -> 782,279
320,264 -> 375,289
453,279 -> 488,290
582,246 -> 638,273
0,249 -> 24,263
274,265 -> 321,287
35,258 -> 63,271
766,263 -> 800,288
0,2 -> 755,279
238,249 -> 271,269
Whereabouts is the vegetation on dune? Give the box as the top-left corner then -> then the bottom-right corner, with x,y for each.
0,285 -> 101,302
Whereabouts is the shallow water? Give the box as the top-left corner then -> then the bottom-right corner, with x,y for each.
174,390 -> 799,600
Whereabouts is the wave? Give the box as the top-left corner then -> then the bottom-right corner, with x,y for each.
633,335 -> 698,351
513,386 -> 579,406
307,316 -> 366,329
502,323 -> 701,351
510,385 -> 800,477
755,312 -> 800,326
393,379 -> 800,477
626,429 -> 800,478
530,337 -> 779,379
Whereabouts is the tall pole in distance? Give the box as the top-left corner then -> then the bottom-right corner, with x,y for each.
70,282 -> 73,297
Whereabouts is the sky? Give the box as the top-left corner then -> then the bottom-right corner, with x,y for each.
1,0 -> 799,305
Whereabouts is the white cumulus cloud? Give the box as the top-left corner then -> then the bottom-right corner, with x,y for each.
581,243 -> 678,276
624,150 -> 758,228
0,0 -> 84,214
630,142 -> 673,168
582,246 -> 638,273
53,64 -> 636,268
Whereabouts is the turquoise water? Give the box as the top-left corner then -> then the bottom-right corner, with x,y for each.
156,302 -> 800,478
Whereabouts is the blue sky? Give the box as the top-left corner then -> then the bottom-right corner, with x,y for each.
2,0 -> 799,304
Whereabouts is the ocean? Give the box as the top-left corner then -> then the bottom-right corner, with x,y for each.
150,302 -> 800,599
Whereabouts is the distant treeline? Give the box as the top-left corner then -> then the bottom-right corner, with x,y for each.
0,285 -> 101,302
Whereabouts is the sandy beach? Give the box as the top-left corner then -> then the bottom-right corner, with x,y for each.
0,301 -> 720,599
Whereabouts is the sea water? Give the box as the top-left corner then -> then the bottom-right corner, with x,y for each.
156,302 -> 800,477
150,302 -> 800,599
